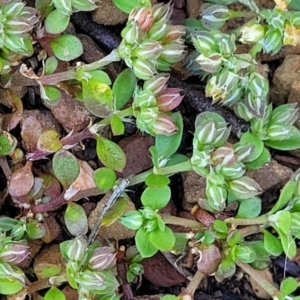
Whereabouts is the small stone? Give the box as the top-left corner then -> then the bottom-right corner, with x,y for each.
245,159 -> 293,192
182,171 -> 206,211
17,239 -> 43,269
88,193 -> 136,240
44,91 -> 90,133
288,80 -> 300,130
186,0 -> 203,18
142,252 -> 186,287
41,215 -> 62,244
271,55 -> 300,105
118,134 -> 154,178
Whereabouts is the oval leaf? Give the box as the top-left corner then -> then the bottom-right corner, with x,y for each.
96,137 -> 126,172
65,202 -> 88,236
149,226 -> 176,251
51,34 -> 83,61
263,229 -> 283,256
135,227 -> 158,258
93,167 -> 117,191
44,286 -> 66,300
45,10 -> 70,34
52,149 -> 80,188
141,186 -> 171,210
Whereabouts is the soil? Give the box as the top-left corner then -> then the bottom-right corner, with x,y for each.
1,0 -> 300,300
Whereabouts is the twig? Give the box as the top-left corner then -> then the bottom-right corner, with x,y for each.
87,179 -> 129,244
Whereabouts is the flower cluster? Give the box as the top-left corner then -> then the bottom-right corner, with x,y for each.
60,237 -> 119,300
52,0 -> 97,15
132,74 -> 183,135
191,112 -> 261,212
0,1 -> 38,71
117,3 -> 187,79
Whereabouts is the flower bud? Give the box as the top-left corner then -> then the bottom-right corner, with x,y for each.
234,144 -> 253,162
121,22 -> 141,45
195,53 -> 223,73
53,0 -> 72,15
283,22 -> 300,46
134,89 -> 156,108
192,31 -> 219,55
132,59 -> 157,80
269,103 -> 298,126
267,124 -> 293,140
141,206 -> 156,220
0,242 -> 29,265
156,88 -> 183,112
148,22 -> 168,41
163,25 -> 186,43
289,12 -> 300,26
240,22 -> 266,44
133,39 -> 163,60
152,2 -> 173,23
2,2 -> 24,16
260,9 -> 285,32
143,73 -> 169,95
260,28 -> 282,54
195,120 -> 218,145
233,245 -> 256,263
228,176 -> 261,199
211,145 -> 235,166
66,236 -> 87,262
218,162 -> 245,180
248,72 -> 269,98
222,85 -> 243,106
219,33 -> 236,56
201,5 -> 229,30
139,106 -> 159,124
144,219 -> 157,232
89,247 -> 117,271
78,270 -> 107,292
233,101 -> 254,122
0,262 -> 26,285
71,0 -> 96,12
129,7 -> 154,32
119,211 -> 144,230
160,42 -> 187,64
152,113 -> 178,135
205,182 -> 227,211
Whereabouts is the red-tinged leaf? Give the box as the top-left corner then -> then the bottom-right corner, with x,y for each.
8,161 -> 34,197
64,160 -> 96,200
36,129 -> 62,153
2,90 -> 23,131
21,116 -> 42,152
38,173 -> 61,199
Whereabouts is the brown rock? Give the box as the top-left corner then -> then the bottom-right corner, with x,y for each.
288,80 -> 300,130
17,239 -> 43,269
245,159 -> 293,192
44,91 -> 90,133
118,134 -> 154,178
62,286 -> 79,300
182,171 -> 206,211
88,193 -> 136,240
142,252 -> 186,287
186,0 -> 203,18
271,55 -> 300,106
41,215 -> 62,244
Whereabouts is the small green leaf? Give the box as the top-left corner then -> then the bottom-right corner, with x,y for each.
215,256 -> 236,281
245,147 -> 271,169
280,277 -> 298,296
27,221 -> 46,239
141,186 -> 171,210
265,127 -> 300,150
0,277 -> 24,295
110,114 -> 125,136
213,220 -> 228,234
239,132 -> 264,162
34,263 -> 61,278
44,286 -> 66,300
263,229 -> 283,256
270,181 -> 297,214
65,202 -> 88,236
171,232 -> 188,255
149,226 -> 175,251
53,149 -> 79,188
44,56 -> 58,75
136,227 -> 158,258
145,174 -> 170,187
236,197 -> 261,218
96,137 -> 126,172
101,197 -> 127,226
155,112 -> 183,159
45,10 -> 70,34
37,129 -> 62,152
161,295 -> 180,300
112,0 -> 151,13
43,86 -> 62,105
278,229 -> 296,259
93,167 -> 117,191
85,70 -> 112,85
0,131 -> 17,155
113,68 -> 136,110
51,34 -> 83,61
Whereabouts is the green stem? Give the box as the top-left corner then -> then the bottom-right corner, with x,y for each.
181,270 -> 205,298
128,169 -> 153,187
161,214 -> 204,230
225,214 -> 268,226
238,225 -> 263,238
116,106 -> 134,118
236,260 -> 281,299
154,160 -> 192,175
40,69 -> 77,85
249,42 -> 263,58
229,10 -> 257,19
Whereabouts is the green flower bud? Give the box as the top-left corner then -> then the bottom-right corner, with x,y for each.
152,2 -> 172,23
240,22 -> 266,44
71,0 -> 96,12
234,144 -> 253,162
163,25 -> 186,43
227,176 -> 261,199
248,72 -> 269,98
195,120 -> 218,145
0,262 -> 25,286
205,182 -> 227,211
53,0 -> 72,15
222,85 -> 243,106
78,270 -> 107,292
269,103 -> 298,126
148,21 -> 168,40
211,145 -> 235,166
119,211 -> 144,230
201,5 -> 230,30
195,53 -> 223,73
132,59 -> 157,80
134,89 -> 156,108
117,42 -> 133,67
151,113 -> 178,135
219,33 -> 236,56
233,101 -> 254,122
160,42 -> 187,64
121,22 -> 141,45
260,28 -> 282,54
133,39 -> 163,60
245,93 -> 265,118
260,9 -> 285,32
191,149 -> 211,176
143,73 -> 169,96
218,163 -> 246,180
191,31 -> 218,55
266,124 -> 293,140
233,245 -> 256,263
89,247 -> 116,271
66,236 -> 87,262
